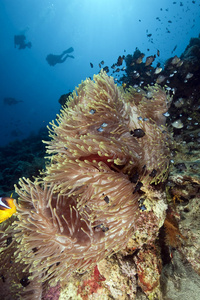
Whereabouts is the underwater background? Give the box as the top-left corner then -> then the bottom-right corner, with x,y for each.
0,1 -> 200,299
0,0 -> 200,146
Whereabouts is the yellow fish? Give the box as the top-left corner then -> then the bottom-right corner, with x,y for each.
0,196 -> 16,223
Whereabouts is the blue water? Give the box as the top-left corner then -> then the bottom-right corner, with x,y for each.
0,0 -> 199,146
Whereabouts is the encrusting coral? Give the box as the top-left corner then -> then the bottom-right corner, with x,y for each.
0,71 -> 171,299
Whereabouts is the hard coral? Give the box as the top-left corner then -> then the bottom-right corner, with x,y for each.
1,71 -> 171,298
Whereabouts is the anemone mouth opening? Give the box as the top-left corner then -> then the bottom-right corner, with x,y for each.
50,194 -> 106,246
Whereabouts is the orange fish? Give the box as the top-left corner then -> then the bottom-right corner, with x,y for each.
0,196 -> 16,223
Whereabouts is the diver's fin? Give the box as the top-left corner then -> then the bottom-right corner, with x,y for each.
63,47 -> 74,54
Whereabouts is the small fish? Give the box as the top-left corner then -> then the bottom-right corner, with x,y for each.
136,53 -> 145,64
0,196 -> 16,223
103,66 -> 109,73
101,60 -> 104,65
171,45 -> 177,53
116,56 -> 124,66
174,98 -> 184,108
146,71 -> 151,76
154,67 -> 162,74
122,82 -> 127,89
156,75 -> 166,84
133,72 -> 140,79
90,62 -> 93,68
176,60 -> 183,67
145,55 -> 155,66
171,55 -> 180,65
171,119 -> 183,129
185,72 -> 193,79
157,49 -> 160,57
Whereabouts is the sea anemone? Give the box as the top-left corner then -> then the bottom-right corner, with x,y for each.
0,71 -> 171,298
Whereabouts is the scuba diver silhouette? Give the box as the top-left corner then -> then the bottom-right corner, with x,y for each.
46,47 -> 74,66
14,35 -> 32,49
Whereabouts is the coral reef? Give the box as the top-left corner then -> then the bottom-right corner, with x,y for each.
166,141 -> 200,275
0,71 -> 171,299
161,251 -> 200,300
160,145 -> 200,299
0,127 -> 48,195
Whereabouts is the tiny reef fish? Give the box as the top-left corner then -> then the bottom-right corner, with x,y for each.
0,196 -> 16,223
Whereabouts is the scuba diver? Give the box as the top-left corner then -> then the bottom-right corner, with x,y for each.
46,47 -> 74,66
14,34 -> 32,49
